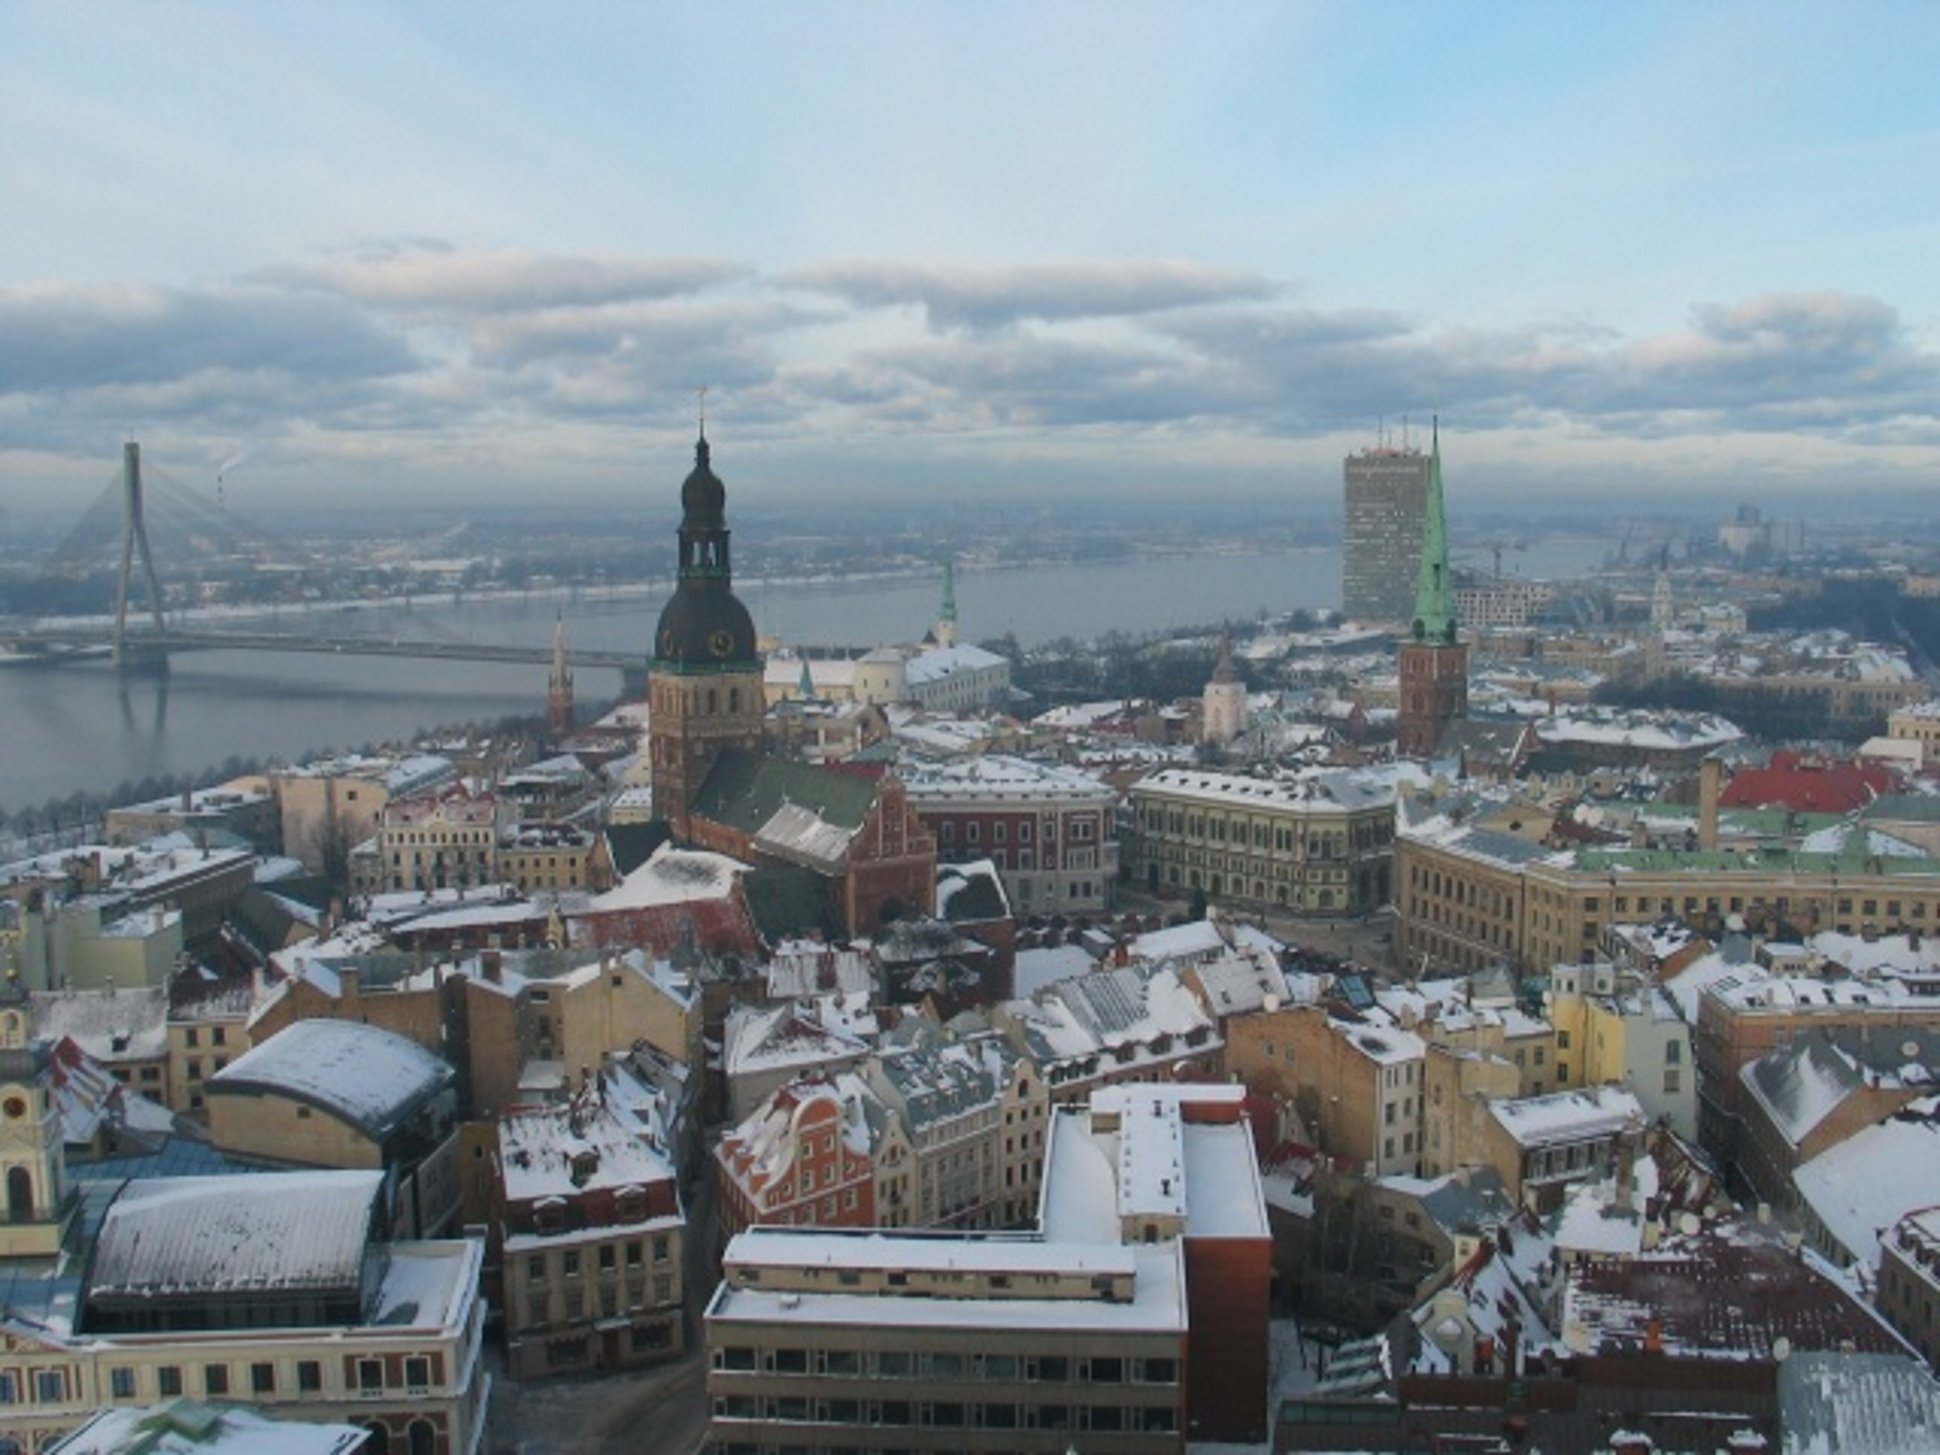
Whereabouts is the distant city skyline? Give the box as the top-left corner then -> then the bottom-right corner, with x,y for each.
1,3 -> 1936,512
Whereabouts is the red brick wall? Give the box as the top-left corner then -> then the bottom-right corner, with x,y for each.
1184,1235 -> 1272,1443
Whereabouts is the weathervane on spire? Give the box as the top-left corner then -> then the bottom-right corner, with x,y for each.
696,385 -> 709,440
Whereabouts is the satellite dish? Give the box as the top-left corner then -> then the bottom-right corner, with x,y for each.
1264,993 -> 1281,1013
1772,1336 -> 1791,1362
1679,1212 -> 1701,1236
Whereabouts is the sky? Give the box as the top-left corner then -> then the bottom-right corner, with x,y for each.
1,2 -> 1937,519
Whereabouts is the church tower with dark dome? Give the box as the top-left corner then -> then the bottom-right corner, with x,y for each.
648,429 -> 765,836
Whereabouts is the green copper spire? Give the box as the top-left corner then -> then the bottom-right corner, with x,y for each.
798,656 -> 816,699
940,557 -> 958,625
1410,418 -> 1457,645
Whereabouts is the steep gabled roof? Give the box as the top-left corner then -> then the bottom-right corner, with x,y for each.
692,748 -> 878,871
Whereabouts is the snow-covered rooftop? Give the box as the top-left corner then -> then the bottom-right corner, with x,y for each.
88,1170 -> 384,1300
210,1018 -> 454,1138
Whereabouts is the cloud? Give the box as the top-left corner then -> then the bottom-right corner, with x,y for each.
256,244 -> 749,316
778,258 -> 1278,330
1157,290 -> 1940,438
0,282 -> 417,393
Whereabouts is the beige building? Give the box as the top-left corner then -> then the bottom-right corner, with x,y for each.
1888,700 -> 1940,758
497,1091 -> 685,1380
1877,1205 -> 1940,1367
271,755 -> 455,879
0,1169 -> 486,1455
1126,765 -> 1403,915
206,1018 -> 462,1239
1479,1085 -> 1646,1210
1396,787 -> 1940,978
705,1086 -> 1271,1451
1225,1004 -> 1427,1177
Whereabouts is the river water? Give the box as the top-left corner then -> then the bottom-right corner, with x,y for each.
0,538 -> 1606,815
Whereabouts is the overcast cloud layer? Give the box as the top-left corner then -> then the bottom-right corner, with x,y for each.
0,4 -> 1935,511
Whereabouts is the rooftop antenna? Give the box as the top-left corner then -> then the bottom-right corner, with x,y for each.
696,384 -> 709,440
1402,415 -> 1411,452
1378,414 -> 1386,450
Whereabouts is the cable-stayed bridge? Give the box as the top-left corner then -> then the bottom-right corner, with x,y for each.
2,444 -> 649,691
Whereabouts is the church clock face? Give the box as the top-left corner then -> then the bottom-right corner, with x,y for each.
708,629 -> 734,658
659,629 -> 676,656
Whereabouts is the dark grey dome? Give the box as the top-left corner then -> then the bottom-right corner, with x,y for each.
653,581 -> 759,669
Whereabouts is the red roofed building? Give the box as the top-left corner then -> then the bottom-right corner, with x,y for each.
715,1077 -> 876,1238
1720,750 -> 1896,815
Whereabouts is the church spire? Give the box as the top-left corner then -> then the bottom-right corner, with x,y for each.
1410,418 -> 1457,645
935,557 -> 958,648
548,613 -> 574,737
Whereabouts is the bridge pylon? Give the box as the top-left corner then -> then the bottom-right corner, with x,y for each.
112,441 -> 169,675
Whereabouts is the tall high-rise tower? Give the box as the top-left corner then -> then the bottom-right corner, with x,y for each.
1342,437 -> 1432,622
1396,422 -> 1468,759
647,430 -> 765,836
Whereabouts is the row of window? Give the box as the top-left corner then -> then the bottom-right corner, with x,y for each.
714,1348 -> 1175,1384
526,1234 -> 671,1279
0,1353 -> 433,1407
713,1397 -> 1177,1433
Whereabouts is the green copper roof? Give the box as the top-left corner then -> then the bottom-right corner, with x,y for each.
1410,420 -> 1457,645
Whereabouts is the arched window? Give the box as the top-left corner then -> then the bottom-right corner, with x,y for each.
362,1425 -> 391,1455
6,1166 -> 32,1223
408,1419 -> 437,1455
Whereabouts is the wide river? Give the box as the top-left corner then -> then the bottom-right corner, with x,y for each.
0,539 -> 1604,815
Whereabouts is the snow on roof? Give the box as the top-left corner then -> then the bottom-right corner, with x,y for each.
368,1240 -> 481,1330
725,1227 -> 1134,1278
1187,950 -> 1294,1019
1040,1087 -> 1266,1244
1130,919 -> 1229,963
900,754 -> 1114,803
724,1002 -> 869,1079
1013,944 -> 1097,999
1778,1351 -> 1940,1455
29,988 -> 168,1063
210,1018 -> 453,1138
1562,1217 -> 1906,1361
1489,1086 -> 1644,1149
1343,1020 -> 1426,1067
1136,762 -> 1414,815
1534,707 -> 1744,751
88,1170 -> 383,1299
1794,1110 -> 1940,1268
498,1097 -> 675,1205
1547,1164 -> 1655,1260
50,1401 -> 370,1454
1009,959 -> 1218,1065
904,643 -> 1007,685
766,941 -> 876,999
1031,699 -> 1133,731
752,800 -> 855,872
586,842 -> 748,912
1742,1033 -> 1871,1148
709,1238 -> 1186,1334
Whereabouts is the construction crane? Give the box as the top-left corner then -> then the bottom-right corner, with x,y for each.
1485,538 -> 1526,578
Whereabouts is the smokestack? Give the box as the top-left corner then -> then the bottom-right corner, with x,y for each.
1698,756 -> 1723,853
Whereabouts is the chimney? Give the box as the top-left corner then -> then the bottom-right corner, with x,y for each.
482,949 -> 502,984
1698,756 -> 1723,852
